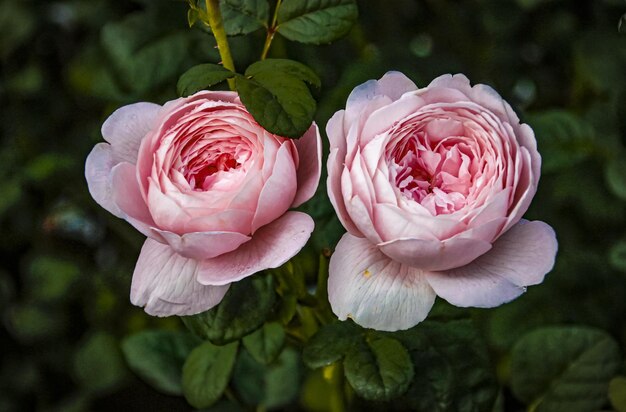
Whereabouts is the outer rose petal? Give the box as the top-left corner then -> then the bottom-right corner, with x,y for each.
85,143 -> 123,218
151,228 -> 251,260
131,239 -> 230,317
328,233 -> 436,331
251,144 -> 298,232
347,71 -> 418,109
102,102 -> 161,164
378,236 -> 492,271
110,162 -> 156,237
327,148 -> 362,236
291,123 -> 322,208
197,211 -> 314,286
426,220 -> 557,308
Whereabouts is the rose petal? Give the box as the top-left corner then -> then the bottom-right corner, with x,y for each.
85,143 -> 123,218
147,179 -> 191,233
359,94 -> 426,147
197,211 -> 314,286
152,228 -> 251,260
292,123 -> 322,207
102,102 -> 161,164
327,148 -> 362,236
378,235 -> 492,271
130,239 -> 230,317
251,144 -> 297,232
427,73 -> 472,96
373,203 -> 463,241
326,110 -> 346,151
426,220 -> 557,308
328,233 -> 436,331
111,162 -> 156,233
348,71 -> 418,109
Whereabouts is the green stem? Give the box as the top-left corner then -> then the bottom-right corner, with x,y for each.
260,0 -> 282,60
324,364 -> 347,412
205,0 -> 236,89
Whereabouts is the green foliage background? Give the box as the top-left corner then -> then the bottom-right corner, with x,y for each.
1,0 -> 626,410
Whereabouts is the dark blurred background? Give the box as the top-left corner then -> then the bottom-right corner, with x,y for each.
2,0 -> 626,410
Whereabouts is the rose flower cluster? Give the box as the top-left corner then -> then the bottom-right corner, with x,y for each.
86,73 -> 556,331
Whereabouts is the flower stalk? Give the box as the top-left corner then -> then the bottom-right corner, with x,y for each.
205,0 -> 236,89
260,0 -> 282,60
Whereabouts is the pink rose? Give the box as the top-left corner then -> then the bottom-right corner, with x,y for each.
326,72 -> 557,331
85,91 -> 321,316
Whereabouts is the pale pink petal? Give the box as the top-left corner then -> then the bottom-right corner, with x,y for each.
326,110 -> 346,151
465,188 -> 511,228
347,71 -> 417,107
427,73 -> 472,95
328,233 -> 436,331
85,143 -> 123,218
517,123 -> 541,184
111,162 -> 155,228
427,220 -> 557,308
185,209 -> 255,233
130,239 -> 230,317
251,144 -> 297,232
292,123 -> 322,207
454,217 -> 507,243
346,196 -> 382,243
342,72 -> 417,136
197,211 -> 314,286
373,203 -> 463,241
151,228 -> 250,260
147,181 -> 191,233
378,236 -> 492,271
327,148 -> 362,236
359,94 -> 426,147
102,102 -> 161,164
469,83 -> 509,119
503,148 -> 536,233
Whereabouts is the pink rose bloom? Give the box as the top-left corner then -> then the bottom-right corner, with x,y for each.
85,91 -> 321,316
326,72 -> 557,331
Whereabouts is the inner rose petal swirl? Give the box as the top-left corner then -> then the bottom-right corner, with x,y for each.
85,91 -> 321,316
326,72 -> 557,331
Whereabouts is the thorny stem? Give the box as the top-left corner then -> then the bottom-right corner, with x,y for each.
260,0 -> 282,60
205,0 -> 236,89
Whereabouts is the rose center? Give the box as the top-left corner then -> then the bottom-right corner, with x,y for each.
186,152 -> 240,190
388,127 -> 475,215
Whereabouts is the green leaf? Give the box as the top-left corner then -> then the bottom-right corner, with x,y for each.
609,376 -> 626,412
182,341 -> 239,409
390,320 -> 499,412
510,326 -> 621,412
343,336 -> 414,401
121,330 -> 202,395
277,0 -> 358,44
187,8 -> 199,27
302,321 -> 362,369
176,64 -> 236,97
236,59 -> 319,138
525,110 -> 595,174
242,322 -> 285,365
73,332 -> 127,394
245,59 -> 321,88
101,4 -> 191,95
181,274 -> 276,345
221,0 -> 269,35
232,347 -> 300,409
